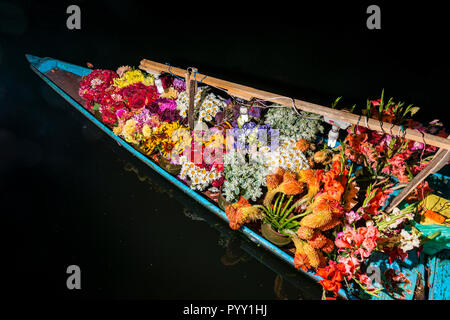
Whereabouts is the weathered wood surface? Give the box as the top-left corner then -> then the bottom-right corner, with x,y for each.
44,68 -> 83,105
185,68 -> 197,130
427,250 -> 450,300
139,59 -> 450,150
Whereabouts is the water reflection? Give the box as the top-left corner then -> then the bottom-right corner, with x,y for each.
118,157 -> 322,300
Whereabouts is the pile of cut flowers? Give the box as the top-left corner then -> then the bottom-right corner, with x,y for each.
79,65 -> 448,299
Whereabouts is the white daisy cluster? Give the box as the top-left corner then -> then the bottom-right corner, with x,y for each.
176,87 -> 226,122
399,229 -> 421,252
262,137 -> 310,174
178,155 -> 222,191
264,105 -> 324,141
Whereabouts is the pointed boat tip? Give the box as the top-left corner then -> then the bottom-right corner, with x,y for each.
25,53 -> 41,64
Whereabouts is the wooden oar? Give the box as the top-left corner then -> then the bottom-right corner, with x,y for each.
139,58 -> 450,150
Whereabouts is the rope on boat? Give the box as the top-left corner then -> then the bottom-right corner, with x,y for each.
164,63 -> 185,81
192,70 -> 207,83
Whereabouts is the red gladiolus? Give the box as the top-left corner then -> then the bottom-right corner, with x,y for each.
316,261 -> 346,298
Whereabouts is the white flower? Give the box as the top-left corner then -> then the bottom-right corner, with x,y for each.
399,230 -> 421,252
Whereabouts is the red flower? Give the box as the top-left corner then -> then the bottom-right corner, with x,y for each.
118,82 -> 158,110
316,261 -> 346,297
79,69 -> 118,109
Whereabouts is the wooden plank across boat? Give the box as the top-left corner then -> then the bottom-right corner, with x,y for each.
27,54 -> 450,300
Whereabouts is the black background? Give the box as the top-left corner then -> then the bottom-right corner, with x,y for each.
1,0 -> 449,304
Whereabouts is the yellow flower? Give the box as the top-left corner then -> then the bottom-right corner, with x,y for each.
142,124 -> 152,138
113,70 -> 154,88
113,126 -> 122,136
161,87 -> 178,100
122,119 -> 139,144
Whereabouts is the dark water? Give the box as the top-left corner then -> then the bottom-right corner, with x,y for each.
1,1 -> 448,300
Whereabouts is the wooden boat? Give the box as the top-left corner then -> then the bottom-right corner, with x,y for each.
26,54 -> 450,300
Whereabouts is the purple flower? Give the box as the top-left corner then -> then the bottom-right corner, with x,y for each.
172,78 -> 186,92
345,210 -> 361,224
157,98 -> 177,112
132,108 -> 152,126
409,141 -> 424,151
248,106 -> 261,118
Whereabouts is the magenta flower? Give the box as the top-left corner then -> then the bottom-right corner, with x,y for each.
345,210 -> 361,224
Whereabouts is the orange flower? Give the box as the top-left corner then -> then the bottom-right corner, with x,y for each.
292,236 -> 311,271
297,169 -> 322,202
263,178 -> 304,206
303,241 -> 321,269
308,232 -> 328,249
297,226 -> 314,240
321,239 -> 335,253
313,150 -> 333,165
296,139 -> 310,152
282,171 -> 297,183
224,196 -> 251,230
300,209 -> 332,229
266,173 -> 282,190
342,180 -> 359,211
311,194 -> 343,216
292,236 -> 324,270
279,179 -> 304,195
318,218 -> 341,231
294,252 -> 311,272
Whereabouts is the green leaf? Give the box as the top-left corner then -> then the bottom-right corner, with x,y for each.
331,96 -> 342,109
93,103 -> 101,111
409,106 -> 420,116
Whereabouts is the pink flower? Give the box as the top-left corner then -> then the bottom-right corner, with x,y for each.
362,238 -> 377,252
338,255 -> 360,280
365,225 -> 378,239
358,273 -> 373,286
345,210 -> 361,224
116,108 -> 129,120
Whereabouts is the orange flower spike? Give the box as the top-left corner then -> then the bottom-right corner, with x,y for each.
266,173 -> 282,190
297,226 -> 314,240
319,218 -> 341,231
321,239 -> 335,253
263,178 -> 304,207
302,241 -> 321,269
280,179 -> 304,195
308,232 -> 328,249
275,167 -> 286,177
282,170 -> 297,183
291,236 -> 311,271
236,195 -> 251,207
239,206 -> 264,222
300,207 -> 333,229
297,169 -> 321,201
225,204 -> 243,230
